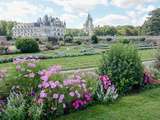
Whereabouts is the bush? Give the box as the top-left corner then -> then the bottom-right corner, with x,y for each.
91,35 -> 98,44
106,38 -> 112,41
3,91 -> 26,120
119,39 -> 130,44
74,40 -> 82,45
15,38 -> 39,53
65,35 -> 73,43
99,43 -> 143,94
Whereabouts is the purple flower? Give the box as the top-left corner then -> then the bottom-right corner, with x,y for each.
28,63 -> 36,68
58,94 -> 64,103
40,90 -> 47,98
53,93 -> 59,99
41,75 -> 48,81
49,81 -> 57,89
69,92 -> 75,97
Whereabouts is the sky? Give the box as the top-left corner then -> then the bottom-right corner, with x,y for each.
0,0 -> 159,28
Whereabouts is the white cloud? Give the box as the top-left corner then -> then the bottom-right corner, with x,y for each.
94,14 -> 130,26
0,1 -> 55,22
111,0 -> 158,8
94,12 -> 149,26
61,13 -> 78,23
50,0 -> 108,14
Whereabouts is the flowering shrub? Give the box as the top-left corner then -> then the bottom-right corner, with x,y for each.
36,65 -> 93,118
99,43 -> 143,94
13,58 -> 41,94
95,75 -> 118,103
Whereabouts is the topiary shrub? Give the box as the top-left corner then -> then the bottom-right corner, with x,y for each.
15,38 -> 39,53
91,35 -> 98,44
99,43 -> 143,94
119,39 -> 130,44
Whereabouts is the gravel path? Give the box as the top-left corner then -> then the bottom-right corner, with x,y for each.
61,60 -> 156,73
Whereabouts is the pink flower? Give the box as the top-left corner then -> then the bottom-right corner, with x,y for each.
49,81 -> 57,89
58,94 -> 64,103
40,90 -> 47,98
28,63 -> 36,68
41,75 -> 48,81
53,94 -> 59,99
69,92 -> 75,97
28,72 -> 35,78
41,82 -> 50,88
37,98 -> 44,104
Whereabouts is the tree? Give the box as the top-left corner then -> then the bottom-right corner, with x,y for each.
116,25 -> 138,36
142,8 -> 160,35
0,21 -> 16,37
91,34 -> 98,44
94,25 -> 117,36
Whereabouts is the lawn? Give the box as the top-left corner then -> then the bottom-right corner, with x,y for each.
57,87 -> 160,120
0,49 -> 156,94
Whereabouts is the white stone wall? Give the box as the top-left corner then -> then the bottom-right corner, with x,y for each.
12,17 -> 65,39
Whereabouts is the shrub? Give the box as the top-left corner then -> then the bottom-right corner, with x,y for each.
91,35 -> 98,44
74,40 -> 82,45
15,38 -> 39,53
119,39 -> 130,44
3,91 -> 26,120
65,35 -> 73,43
36,65 -> 93,118
106,38 -> 112,41
99,43 -> 143,94
13,58 -> 42,94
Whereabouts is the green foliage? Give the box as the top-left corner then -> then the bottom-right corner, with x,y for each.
119,39 -> 130,44
91,35 -> 98,44
74,40 -> 82,45
94,25 -> 117,36
95,82 -> 118,103
28,103 -> 43,120
0,21 -> 16,37
64,34 -> 73,43
3,91 -> 26,120
15,38 -> 39,53
117,25 -> 139,36
142,8 -> 160,35
99,43 -> 144,94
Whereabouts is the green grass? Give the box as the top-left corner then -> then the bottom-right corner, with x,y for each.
0,49 -> 156,94
57,87 -> 160,120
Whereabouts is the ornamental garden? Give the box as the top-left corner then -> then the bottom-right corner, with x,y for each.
0,8 -> 160,120
0,36 -> 160,120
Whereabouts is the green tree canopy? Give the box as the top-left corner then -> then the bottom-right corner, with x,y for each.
142,8 -> 160,35
94,25 -> 117,36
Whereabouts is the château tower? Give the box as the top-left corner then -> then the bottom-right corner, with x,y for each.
83,14 -> 94,36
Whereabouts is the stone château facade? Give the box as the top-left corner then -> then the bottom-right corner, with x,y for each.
83,14 -> 94,36
12,15 -> 66,39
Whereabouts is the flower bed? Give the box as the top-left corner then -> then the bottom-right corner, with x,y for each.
0,51 -> 100,64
